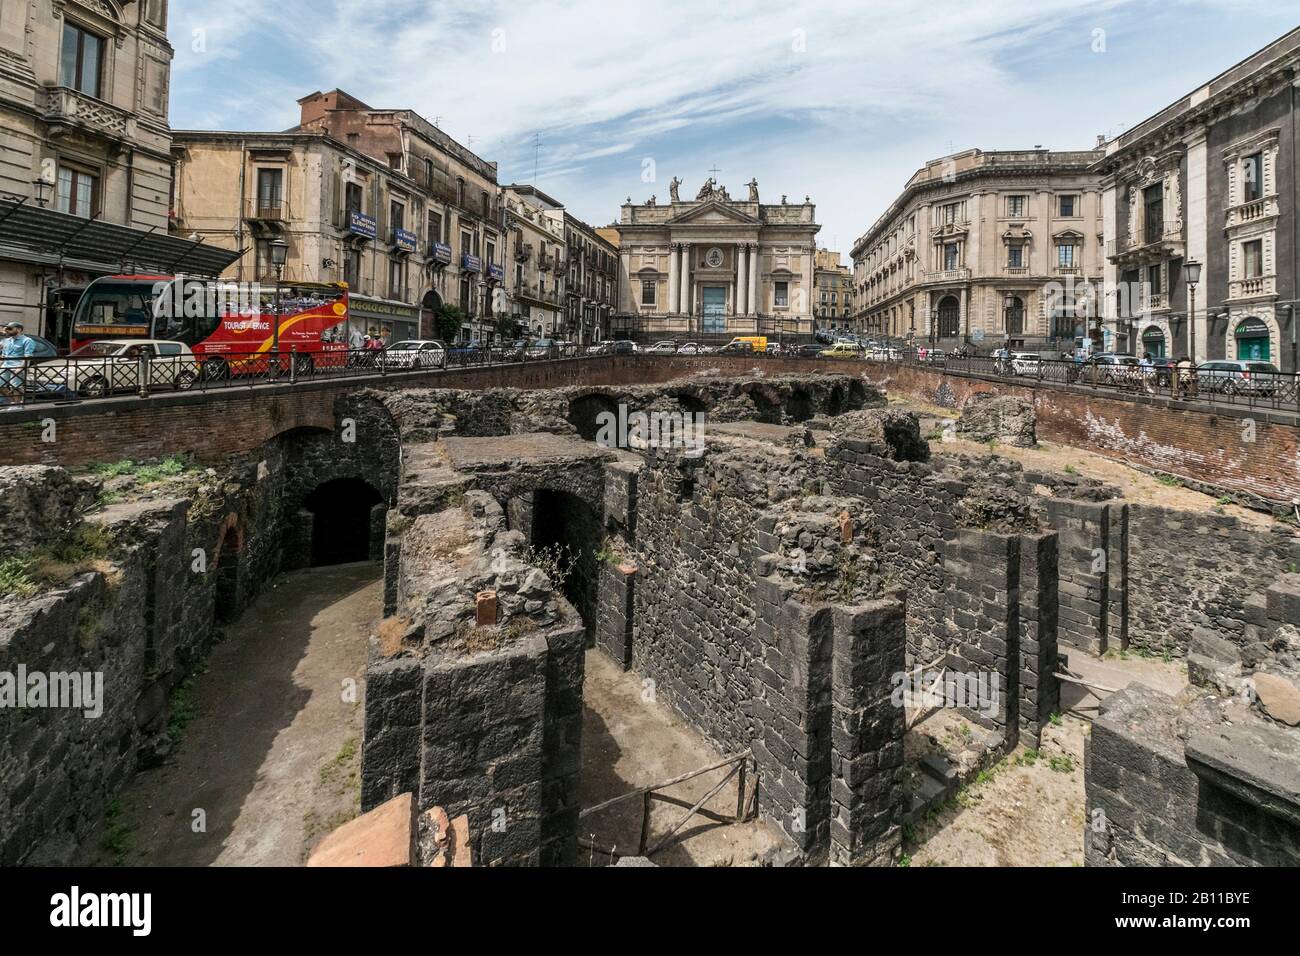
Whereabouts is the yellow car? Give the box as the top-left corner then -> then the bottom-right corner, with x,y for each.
820,342 -> 864,359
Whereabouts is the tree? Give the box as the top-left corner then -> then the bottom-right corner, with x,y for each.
432,304 -> 467,343
491,314 -> 517,341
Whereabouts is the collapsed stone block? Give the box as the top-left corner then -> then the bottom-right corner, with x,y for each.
957,393 -> 1036,448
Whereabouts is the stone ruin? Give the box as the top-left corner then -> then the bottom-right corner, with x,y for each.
1,368 -> 1298,867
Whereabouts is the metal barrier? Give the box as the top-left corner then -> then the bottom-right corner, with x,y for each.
0,345 -> 608,409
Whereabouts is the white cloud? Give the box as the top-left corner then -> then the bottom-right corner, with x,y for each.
170,0 -> 1300,255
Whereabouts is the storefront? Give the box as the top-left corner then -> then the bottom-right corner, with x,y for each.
348,294 -> 420,346
1141,325 -> 1167,358
1233,317 -> 1272,362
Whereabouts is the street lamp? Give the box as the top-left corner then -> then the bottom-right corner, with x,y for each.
1185,258 -> 1202,362
269,238 -> 288,359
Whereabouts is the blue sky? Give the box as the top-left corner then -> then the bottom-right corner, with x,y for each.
168,0 -> 1300,257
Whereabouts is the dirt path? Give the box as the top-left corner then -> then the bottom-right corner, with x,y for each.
581,650 -> 786,866
906,653 -> 1186,867
88,562 -> 380,867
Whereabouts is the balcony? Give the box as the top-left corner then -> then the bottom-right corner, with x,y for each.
1005,265 -> 1030,275
42,86 -> 132,142
1140,292 -> 1169,313
1229,275 -> 1277,301
1108,219 -> 1183,264
1225,196 -> 1278,230
1055,264 -> 1082,276
927,267 -> 971,284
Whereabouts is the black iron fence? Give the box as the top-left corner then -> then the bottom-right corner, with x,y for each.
0,345 -> 601,409
855,351 -> 1300,412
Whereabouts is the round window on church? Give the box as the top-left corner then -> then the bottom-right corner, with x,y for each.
705,247 -> 724,268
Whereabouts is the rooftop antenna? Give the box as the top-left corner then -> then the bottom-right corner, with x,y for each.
433,116 -> 442,128
533,133 -> 542,184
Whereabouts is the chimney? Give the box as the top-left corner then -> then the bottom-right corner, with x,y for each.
297,89 -> 371,127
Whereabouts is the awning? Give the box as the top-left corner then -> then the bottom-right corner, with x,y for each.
0,197 -> 245,278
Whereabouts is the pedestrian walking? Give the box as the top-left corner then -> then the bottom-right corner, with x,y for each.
1,322 -> 36,408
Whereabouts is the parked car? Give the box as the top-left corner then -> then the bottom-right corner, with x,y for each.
1010,352 -> 1041,377
643,341 -> 678,354
677,342 -> 702,355
378,339 -> 446,369
34,339 -> 199,398
717,341 -> 755,355
585,341 -> 614,356
611,339 -> 637,355
447,340 -> 488,364
869,345 -> 899,361
822,342 -> 864,359
919,348 -> 946,364
525,338 -> 559,359
796,343 -> 827,358
1090,353 -> 1141,386
1197,360 -> 1283,396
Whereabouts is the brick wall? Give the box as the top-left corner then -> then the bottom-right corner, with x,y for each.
874,362 -> 1300,505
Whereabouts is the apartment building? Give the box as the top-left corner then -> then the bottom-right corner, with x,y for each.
171,89 -> 504,345
0,0 -> 236,342
852,148 -> 1105,352
564,213 -> 618,344
1097,27 -> 1300,370
502,184 -> 565,338
814,248 -> 853,331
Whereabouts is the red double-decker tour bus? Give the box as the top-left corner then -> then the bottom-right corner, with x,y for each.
68,275 -> 354,377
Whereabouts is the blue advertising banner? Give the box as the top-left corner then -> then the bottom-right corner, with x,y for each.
462,254 -> 482,272
394,228 -> 418,253
349,211 -> 377,239
431,242 -> 453,264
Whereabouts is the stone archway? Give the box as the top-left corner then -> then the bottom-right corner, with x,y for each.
568,392 -> 620,442
213,513 -> 245,623
303,477 -> 385,567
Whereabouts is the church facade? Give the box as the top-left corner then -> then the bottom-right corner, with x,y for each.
611,177 -> 820,341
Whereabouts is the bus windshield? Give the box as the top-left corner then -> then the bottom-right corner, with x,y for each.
73,281 -> 160,333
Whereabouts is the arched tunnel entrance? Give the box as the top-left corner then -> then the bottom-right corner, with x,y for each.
568,393 -> 620,442
303,477 -> 385,567
530,488 -> 601,641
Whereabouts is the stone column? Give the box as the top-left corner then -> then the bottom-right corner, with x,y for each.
736,244 -> 749,316
680,242 -> 691,315
749,243 -> 760,317
668,242 -> 680,316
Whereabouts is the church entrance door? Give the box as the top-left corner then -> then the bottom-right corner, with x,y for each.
703,286 -> 726,333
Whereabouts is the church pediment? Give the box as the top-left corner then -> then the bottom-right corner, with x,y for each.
670,200 -> 759,226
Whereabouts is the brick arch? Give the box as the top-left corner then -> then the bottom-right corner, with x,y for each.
213,512 -> 244,565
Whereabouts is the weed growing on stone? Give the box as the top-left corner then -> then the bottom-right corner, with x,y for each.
1048,754 -> 1075,774
1156,474 -> 1182,487
1049,712 -> 1063,727
0,557 -> 38,598
520,541 -> 577,589
1016,748 -> 1041,767
100,798 -> 134,866
166,670 -> 203,746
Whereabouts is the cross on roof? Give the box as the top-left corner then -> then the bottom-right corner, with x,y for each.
708,164 -> 722,178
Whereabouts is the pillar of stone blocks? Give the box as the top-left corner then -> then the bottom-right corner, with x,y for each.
829,599 -> 906,867
1044,499 -> 1114,655
1017,532 -> 1061,747
942,529 -> 1020,744
603,461 -> 640,538
361,656 -> 424,811
749,576 -> 833,858
595,562 -> 637,669
540,623 -> 586,867
418,636 -> 549,866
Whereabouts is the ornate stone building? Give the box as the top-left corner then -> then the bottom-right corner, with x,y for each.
1097,26 -> 1300,370
0,0 -> 216,341
851,148 -> 1105,352
612,176 -> 819,341
173,89 -> 504,345
814,248 -> 853,331
502,184 -> 565,339
563,213 -> 618,345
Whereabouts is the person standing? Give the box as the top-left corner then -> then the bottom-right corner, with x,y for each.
1,322 -> 36,408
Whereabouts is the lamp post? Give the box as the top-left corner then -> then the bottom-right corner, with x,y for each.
1185,258 -> 1201,363
269,238 -> 288,363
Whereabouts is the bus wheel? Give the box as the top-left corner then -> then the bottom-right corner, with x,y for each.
293,353 -> 314,377
202,358 -> 229,381
175,370 -> 198,391
82,377 -> 108,399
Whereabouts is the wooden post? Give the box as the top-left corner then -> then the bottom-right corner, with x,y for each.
638,791 -> 653,855
735,759 -> 747,823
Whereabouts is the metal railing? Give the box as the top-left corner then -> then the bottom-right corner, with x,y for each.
846,350 -> 1300,412
0,345 -> 605,409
